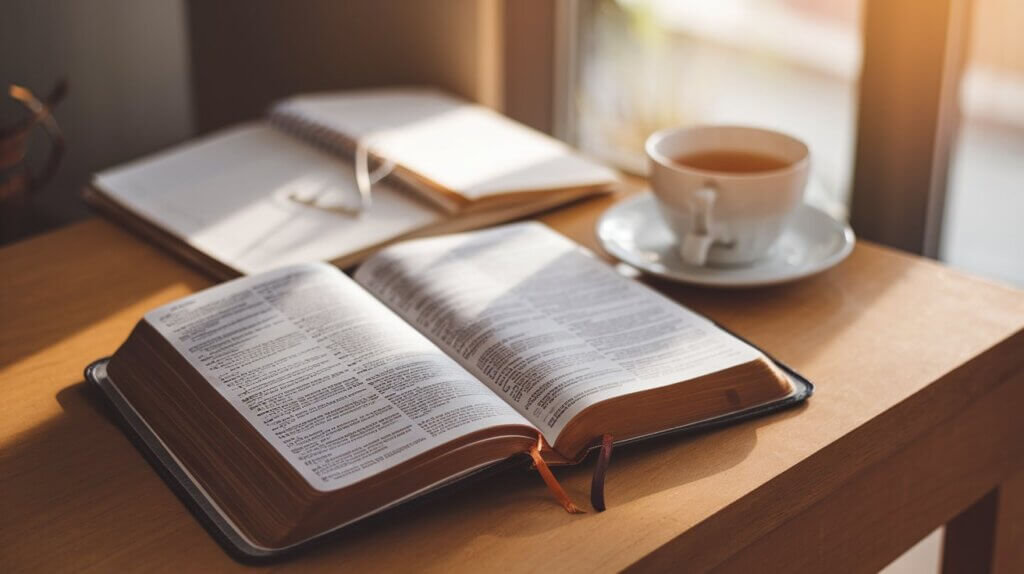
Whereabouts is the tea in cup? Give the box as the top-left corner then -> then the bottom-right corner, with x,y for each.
645,126 -> 810,267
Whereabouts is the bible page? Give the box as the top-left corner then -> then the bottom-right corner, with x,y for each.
143,262 -> 532,492
354,223 -> 761,443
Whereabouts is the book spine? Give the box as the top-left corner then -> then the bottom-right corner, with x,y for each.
266,105 -> 459,213
267,105 -> 360,161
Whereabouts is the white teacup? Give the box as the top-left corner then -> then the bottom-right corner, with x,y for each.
646,126 -> 810,267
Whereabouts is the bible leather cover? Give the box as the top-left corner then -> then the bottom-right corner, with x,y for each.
85,353 -> 812,563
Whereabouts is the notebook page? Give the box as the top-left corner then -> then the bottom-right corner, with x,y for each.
354,223 -> 760,442
144,262 -> 532,491
273,89 -> 619,201
93,123 -> 443,275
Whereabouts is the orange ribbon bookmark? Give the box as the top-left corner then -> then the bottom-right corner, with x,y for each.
528,435 -> 585,514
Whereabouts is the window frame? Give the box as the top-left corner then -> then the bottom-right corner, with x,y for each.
548,0 -> 972,257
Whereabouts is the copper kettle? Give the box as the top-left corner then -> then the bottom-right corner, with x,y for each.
0,80 -> 66,242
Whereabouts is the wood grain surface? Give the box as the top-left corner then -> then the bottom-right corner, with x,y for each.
2,189 -> 1023,572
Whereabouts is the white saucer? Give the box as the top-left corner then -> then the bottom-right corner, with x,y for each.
595,191 -> 855,287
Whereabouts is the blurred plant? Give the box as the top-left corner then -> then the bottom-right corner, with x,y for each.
577,0 -> 694,171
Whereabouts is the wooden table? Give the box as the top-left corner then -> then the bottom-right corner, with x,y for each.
2,192 -> 1023,573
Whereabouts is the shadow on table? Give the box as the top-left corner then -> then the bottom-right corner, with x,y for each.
0,381 -> 235,570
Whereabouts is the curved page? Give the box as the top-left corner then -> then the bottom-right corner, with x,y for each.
143,262 -> 530,491
354,223 -> 760,443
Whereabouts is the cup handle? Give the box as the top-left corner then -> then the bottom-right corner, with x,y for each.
679,186 -> 716,266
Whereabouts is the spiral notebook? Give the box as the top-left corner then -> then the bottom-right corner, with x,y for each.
86,88 -> 619,278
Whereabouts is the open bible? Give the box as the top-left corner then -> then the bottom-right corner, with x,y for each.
87,223 -> 810,559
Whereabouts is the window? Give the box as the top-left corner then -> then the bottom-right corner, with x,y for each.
567,0 -> 1023,286
570,0 -> 862,218
941,0 -> 1024,285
